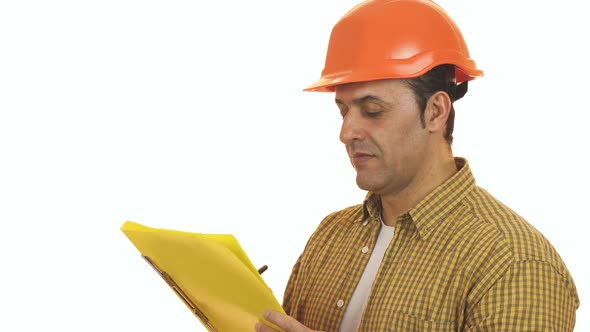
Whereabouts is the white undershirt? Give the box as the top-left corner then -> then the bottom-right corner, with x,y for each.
339,218 -> 395,332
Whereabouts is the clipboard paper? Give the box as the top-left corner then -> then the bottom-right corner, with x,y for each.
121,221 -> 285,331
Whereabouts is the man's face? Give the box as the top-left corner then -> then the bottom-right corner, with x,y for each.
335,79 -> 430,196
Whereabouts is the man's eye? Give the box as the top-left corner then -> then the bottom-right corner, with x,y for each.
364,110 -> 382,117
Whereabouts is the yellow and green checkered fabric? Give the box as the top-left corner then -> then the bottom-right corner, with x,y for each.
283,158 -> 579,331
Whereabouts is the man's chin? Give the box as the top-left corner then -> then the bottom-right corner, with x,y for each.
355,176 -> 380,193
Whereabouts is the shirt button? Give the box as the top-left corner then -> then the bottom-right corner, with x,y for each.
362,220 -> 368,226
337,299 -> 345,307
361,246 -> 369,254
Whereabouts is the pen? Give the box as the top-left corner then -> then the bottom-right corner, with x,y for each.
257,265 -> 268,274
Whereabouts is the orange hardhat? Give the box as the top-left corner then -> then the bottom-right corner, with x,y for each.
304,0 -> 483,92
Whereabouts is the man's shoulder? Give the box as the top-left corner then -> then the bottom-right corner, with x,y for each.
465,186 -> 565,265
297,203 -> 365,256
317,203 -> 365,229
463,185 -> 578,305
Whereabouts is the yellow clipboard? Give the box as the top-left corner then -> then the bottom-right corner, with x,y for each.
120,221 -> 285,331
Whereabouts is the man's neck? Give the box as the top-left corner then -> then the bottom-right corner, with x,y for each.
379,157 -> 458,227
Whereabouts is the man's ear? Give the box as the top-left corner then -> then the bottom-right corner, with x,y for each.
424,91 -> 452,133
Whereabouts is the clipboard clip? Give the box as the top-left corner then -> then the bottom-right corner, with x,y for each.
142,255 -> 218,332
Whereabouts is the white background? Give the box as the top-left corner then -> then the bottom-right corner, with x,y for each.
1,0 -> 588,331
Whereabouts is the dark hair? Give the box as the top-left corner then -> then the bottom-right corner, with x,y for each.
403,64 -> 459,145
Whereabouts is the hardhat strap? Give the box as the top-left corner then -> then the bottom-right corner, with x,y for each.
451,81 -> 468,102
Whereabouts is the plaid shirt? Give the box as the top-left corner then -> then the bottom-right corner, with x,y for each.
283,158 -> 579,331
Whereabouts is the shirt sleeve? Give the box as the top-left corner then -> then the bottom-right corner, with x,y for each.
282,253 -> 303,315
465,259 -> 579,331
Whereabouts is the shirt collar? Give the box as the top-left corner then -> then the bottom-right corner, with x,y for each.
361,157 -> 475,239
362,191 -> 382,222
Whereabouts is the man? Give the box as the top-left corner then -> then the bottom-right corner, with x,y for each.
255,0 -> 579,331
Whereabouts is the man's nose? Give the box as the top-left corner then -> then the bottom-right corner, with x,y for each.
339,111 -> 365,144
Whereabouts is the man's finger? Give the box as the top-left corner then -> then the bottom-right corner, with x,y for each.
255,321 -> 278,332
263,310 -> 305,331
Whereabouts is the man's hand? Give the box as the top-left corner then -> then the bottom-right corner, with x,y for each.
254,310 -> 323,332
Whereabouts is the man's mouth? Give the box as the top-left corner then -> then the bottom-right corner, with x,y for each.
351,152 -> 375,166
